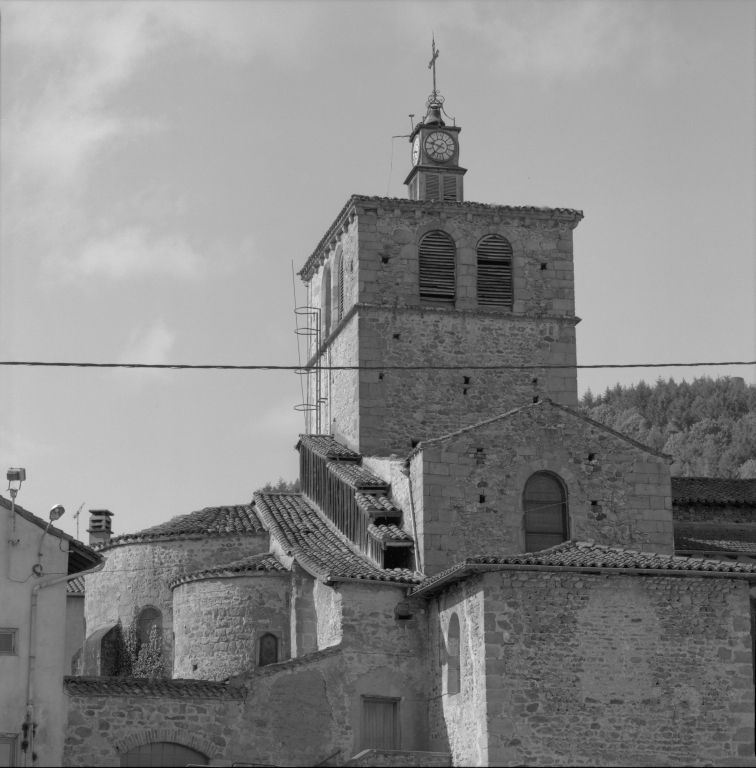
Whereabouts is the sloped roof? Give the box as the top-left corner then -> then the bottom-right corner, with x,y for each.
675,524 -> 756,554
67,575 -> 86,594
299,194 -> 584,280
368,523 -> 413,544
411,540 -> 756,596
64,676 -> 244,700
96,505 -> 265,551
672,477 -> 756,506
170,554 -> 287,589
253,492 -> 420,584
0,495 -> 101,574
297,435 -> 361,461
327,462 -> 388,490
355,493 -> 402,517
407,399 -> 671,462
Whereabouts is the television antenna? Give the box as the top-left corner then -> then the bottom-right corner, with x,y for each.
73,502 -> 85,540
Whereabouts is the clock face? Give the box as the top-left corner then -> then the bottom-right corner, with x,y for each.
412,136 -> 421,166
424,131 -> 455,163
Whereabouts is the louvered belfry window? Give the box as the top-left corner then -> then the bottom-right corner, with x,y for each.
419,231 -> 456,304
442,175 -> 457,201
477,235 -> 513,308
425,174 -> 440,201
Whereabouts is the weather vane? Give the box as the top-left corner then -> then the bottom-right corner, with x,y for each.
427,34 -> 444,108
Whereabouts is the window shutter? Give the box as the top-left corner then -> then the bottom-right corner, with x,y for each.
425,173 -> 440,201
361,699 -> 399,750
419,231 -> 456,304
442,174 -> 457,201
477,235 -> 513,308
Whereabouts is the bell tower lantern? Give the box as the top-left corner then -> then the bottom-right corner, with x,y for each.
404,37 -> 466,202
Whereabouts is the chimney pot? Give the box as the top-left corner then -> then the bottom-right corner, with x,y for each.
88,509 -> 114,545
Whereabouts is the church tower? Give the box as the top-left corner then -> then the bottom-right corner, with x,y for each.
404,38 -> 466,203
299,43 -> 583,456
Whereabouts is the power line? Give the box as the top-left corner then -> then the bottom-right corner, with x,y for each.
0,360 -> 754,371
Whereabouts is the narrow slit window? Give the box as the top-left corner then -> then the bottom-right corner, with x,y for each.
523,472 -> 568,552
447,613 -> 461,695
419,231 -> 456,304
477,235 -> 513,308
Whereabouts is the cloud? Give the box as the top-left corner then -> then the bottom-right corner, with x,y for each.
400,1 -> 672,80
118,319 -> 176,366
67,228 -> 205,280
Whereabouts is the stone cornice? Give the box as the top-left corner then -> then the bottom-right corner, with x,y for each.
298,195 -> 584,281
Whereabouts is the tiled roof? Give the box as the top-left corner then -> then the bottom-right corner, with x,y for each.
328,463 -> 388,490
672,477 -> 756,506
253,492 -> 420,584
297,435 -> 361,461
170,554 -> 287,589
368,523 -> 413,544
355,493 -> 402,517
675,524 -> 756,554
64,676 -> 245,700
411,540 -> 756,596
407,399 -> 670,462
299,195 -> 584,280
67,576 -> 86,594
96,505 -> 264,550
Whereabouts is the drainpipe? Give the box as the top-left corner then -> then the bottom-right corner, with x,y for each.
401,463 -> 424,576
24,560 -> 104,767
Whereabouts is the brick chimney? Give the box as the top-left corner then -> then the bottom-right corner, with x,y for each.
88,509 -> 113,546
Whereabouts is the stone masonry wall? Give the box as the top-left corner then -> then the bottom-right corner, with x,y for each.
357,307 -> 577,455
84,534 -> 269,675
414,402 -> 673,576
302,199 -> 581,456
472,569 -> 756,766
172,573 -> 290,680
427,581 -> 488,765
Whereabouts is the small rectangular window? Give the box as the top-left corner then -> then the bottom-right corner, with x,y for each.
0,736 -> 18,767
361,697 -> 399,751
0,631 -> 17,655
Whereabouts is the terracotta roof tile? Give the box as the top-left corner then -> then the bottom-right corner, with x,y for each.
169,554 -> 287,589
411,540 -> 756,596
67,576 -> 86,594
672,477 -> 756,506
355,493 -> 402,517
63,676 -> 244,699
675,524 -> 756,554
96,505 -> 264,551
253,492 -> 420,584
297,435 -> 361,461
327,463 -> 388,490
368,523 -> 413,543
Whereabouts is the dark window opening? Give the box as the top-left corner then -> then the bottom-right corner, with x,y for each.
258,633 -> 278,667
533,395 -> 539,403
479,495 -> 486,504
523,472 -> 568,552
477,235 -> 513,308
591,500 -> 599,507
532,378 -> 538,385
588,453 -> 597,461
0,630 -> 17,655
392,333 -> 401,340
411,439 -> 420,448
540,262 -> 548,270
384,547 -> 412,571
476,448 -> 484,454
463,376 -> 471,384
382,255 -> 390,264
378,372 -> 384,380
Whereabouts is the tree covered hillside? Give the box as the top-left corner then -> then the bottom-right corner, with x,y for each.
579,377 -> 756,479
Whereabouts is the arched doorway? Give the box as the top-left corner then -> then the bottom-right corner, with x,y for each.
119,742 -> 208,767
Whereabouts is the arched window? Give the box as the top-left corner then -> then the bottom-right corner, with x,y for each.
321,263 -> 332,337
477,235 -> 513,308
334,246 -> 345,323
446,613 -> 461,695
419,231 -> 456,304
523,472 -> 568,552
258,633 -> 278,667
136,606 -> 162,651
120,742 -> 207,767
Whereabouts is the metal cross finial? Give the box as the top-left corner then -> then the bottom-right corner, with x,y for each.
428,34 -> 440,96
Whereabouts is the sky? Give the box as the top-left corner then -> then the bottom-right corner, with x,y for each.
1,0 -> 754,541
